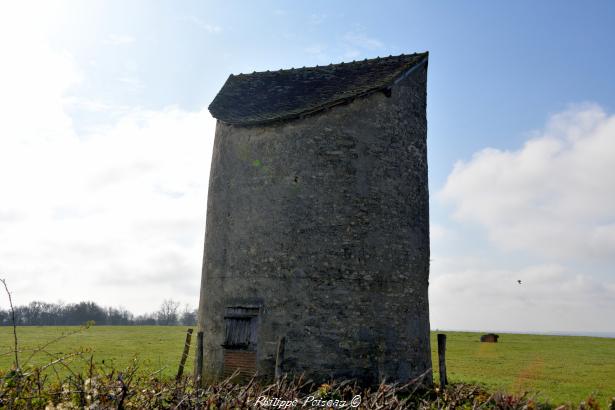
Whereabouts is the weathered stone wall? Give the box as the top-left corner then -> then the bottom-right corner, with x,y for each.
197,64 -> 430,385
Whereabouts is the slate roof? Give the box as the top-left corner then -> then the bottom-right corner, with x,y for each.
208,52 -> 428,126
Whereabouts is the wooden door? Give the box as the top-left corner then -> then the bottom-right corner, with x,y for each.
222,307 -> 259,379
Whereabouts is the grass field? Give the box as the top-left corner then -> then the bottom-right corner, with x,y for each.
430,332 -> 615,406
1,326 -> 614,406
0,326 -> 196,380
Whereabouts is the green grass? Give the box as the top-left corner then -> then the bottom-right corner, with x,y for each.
1,327 -> 614,405
0,326 -> 195,379
431,331 -> 615,406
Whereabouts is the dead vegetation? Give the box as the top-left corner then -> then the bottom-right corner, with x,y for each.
1,360 -> 614,409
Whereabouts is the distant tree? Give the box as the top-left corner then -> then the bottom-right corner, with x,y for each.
37,301 -> 57,325
134,313 -> 157,325
106,306 -> 133,325
0,298 -> 196,326
0,309 -> 8,326
67,301 -> 107,325
180,304 -> 197,326
48,301 -> 64,325
156,299 -> 180,325
21,301 -> 42,325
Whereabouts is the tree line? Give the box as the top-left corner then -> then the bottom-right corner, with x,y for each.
0,299 -> 196,326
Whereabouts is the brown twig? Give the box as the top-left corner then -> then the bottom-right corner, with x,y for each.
1,278 -> 20,370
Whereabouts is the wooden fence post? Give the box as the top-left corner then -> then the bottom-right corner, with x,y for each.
176,328 -> 193,381
195,331 -> 204,388
274,336 -> 286,381
437,333 -> 447,388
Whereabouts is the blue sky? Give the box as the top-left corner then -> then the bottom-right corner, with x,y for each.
1,1 -> 614,333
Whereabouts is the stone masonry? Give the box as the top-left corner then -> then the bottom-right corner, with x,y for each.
197,53 -> 432,385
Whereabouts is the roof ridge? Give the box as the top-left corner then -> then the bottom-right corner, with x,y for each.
231,52 -> 427,78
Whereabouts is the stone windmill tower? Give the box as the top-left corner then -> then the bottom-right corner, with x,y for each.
197,52 -> 431,385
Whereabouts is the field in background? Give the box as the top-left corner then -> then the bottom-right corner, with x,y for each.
430,332 -> 615,405
0,326 -> 195,380
1,327 -> 614,405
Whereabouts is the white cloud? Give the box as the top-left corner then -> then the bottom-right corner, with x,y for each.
0,8 -> 215,314
432,104 -> 615,333
342,32 -> 384,51
181,16 -> 222,33
430,258 -> 615,333
440,104 -> 615,261
0,10 -> 81,147
103,34 -> 136,46
117,76 -> 144,91
430,223 -> 453,241
0,104 -> 216,314
337,31 -> 384,62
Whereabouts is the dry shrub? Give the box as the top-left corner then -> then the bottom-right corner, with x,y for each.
1,361 -> 612,409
